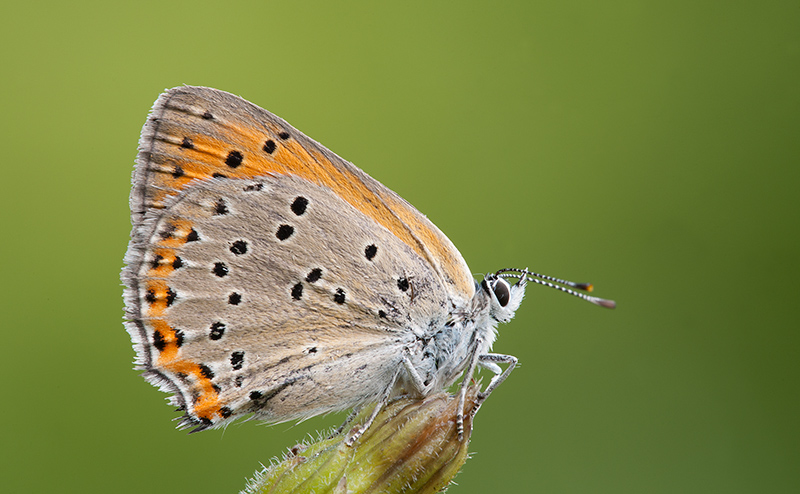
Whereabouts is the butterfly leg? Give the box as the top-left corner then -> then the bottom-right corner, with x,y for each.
472,353 -> 517,414
345,366 -> 402,447
456,337 -> 484,440
330,406 -> 363,438
402,349 -> 431,394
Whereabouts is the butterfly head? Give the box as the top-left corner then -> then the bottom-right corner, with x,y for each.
480,272 -> 527,324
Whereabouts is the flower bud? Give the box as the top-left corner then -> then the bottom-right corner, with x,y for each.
242,385 -> 481,494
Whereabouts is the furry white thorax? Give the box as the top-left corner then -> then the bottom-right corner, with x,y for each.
402,273 -> 526,395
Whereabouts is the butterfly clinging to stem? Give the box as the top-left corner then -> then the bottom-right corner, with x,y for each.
122,86 -> 615,444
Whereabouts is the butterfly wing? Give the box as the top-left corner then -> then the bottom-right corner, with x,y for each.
123,86 -> 474,430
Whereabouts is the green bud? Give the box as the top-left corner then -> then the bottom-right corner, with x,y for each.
242,385 -> 481,494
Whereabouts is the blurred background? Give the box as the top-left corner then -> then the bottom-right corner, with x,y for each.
1,1 -> 797,492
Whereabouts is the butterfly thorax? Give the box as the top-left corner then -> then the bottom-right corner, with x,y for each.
402,283 -> 501,394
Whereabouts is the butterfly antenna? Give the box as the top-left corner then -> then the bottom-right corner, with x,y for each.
496,268 -> 616,309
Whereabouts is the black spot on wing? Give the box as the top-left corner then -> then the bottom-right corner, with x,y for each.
213,262 -> 229,277
225,150 -> 243,168
276,224 -> 294,240
305,268 -> 322,283
291,282 -> 303,300
230,240 -> 248,255
209,322 -> 226,340
230,351 -> 244,370
291,196 -> 308,215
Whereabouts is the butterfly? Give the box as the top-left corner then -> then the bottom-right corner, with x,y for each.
122,86 -> 614,443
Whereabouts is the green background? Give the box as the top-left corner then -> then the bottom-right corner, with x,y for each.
2,1 -> 797,492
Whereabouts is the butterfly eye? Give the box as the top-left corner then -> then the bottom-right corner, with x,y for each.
481,276 -> 509,307
487,277 -> 511,307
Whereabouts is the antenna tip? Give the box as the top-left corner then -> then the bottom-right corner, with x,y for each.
575,283 -> 594,292
593,298 -> 616,309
